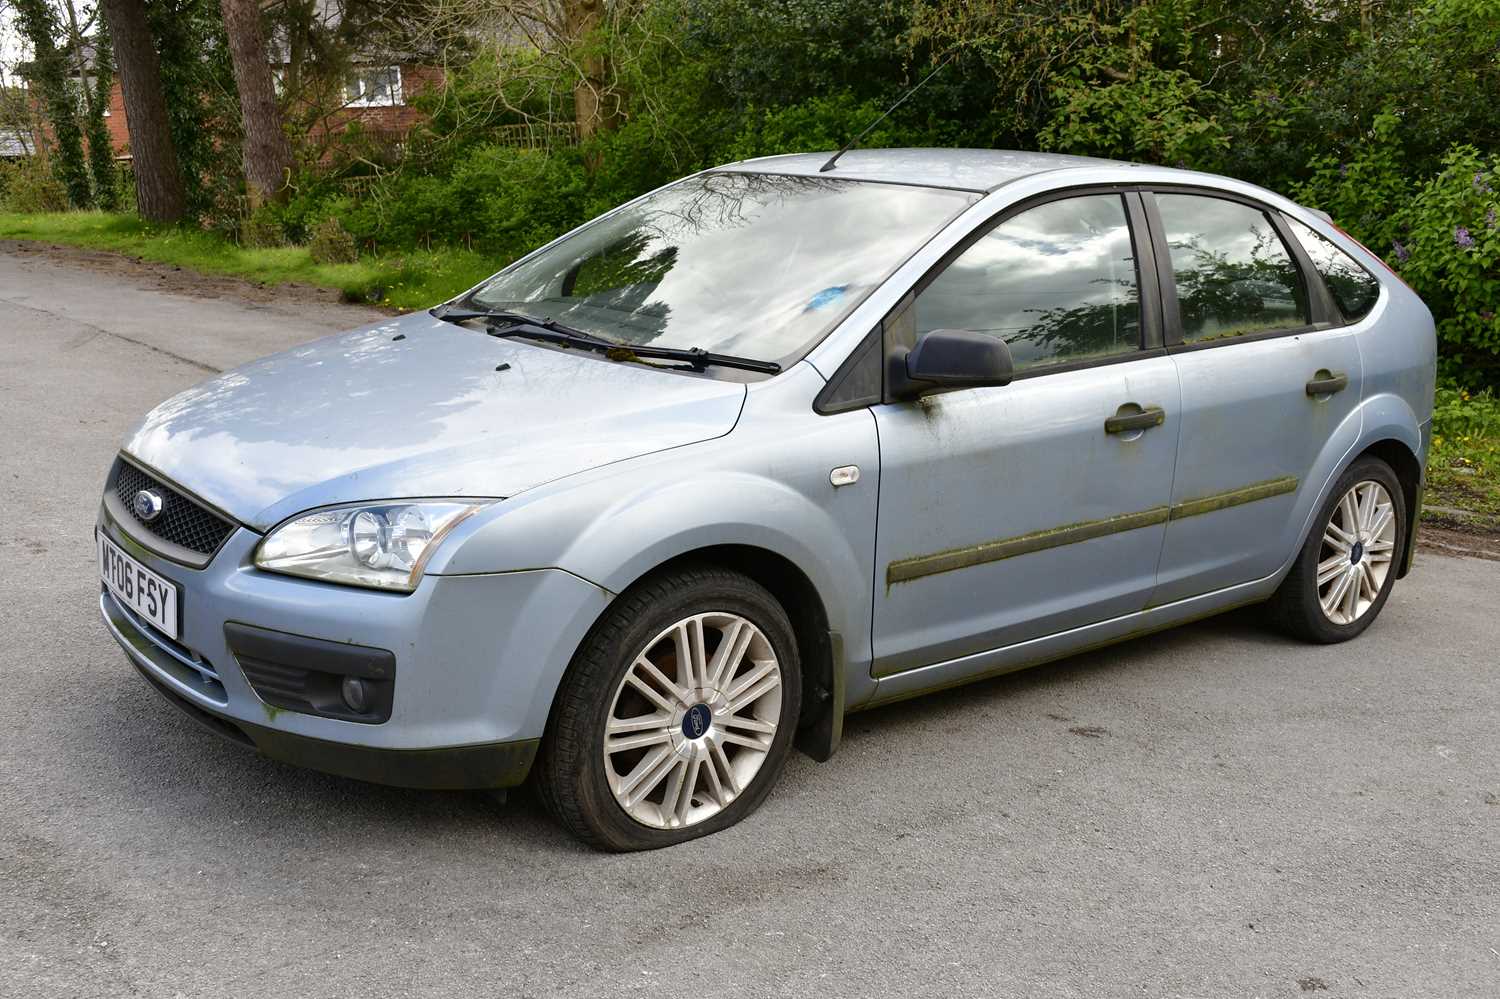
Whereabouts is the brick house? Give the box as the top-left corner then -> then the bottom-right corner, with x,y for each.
290,61 -> 445,157
37,42 -> 442,161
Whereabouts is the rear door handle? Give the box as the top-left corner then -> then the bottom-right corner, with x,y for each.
1105,405 -> 1166,434
1306,370 -> 1349,396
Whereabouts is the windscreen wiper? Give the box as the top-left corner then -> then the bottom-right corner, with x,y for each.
602,341 -> 782,375
438,305 -> 782,375
434,305 -> 595,341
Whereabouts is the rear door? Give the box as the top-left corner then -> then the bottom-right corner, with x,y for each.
1145,190 -> 1364,604
869,191 -> 1182,680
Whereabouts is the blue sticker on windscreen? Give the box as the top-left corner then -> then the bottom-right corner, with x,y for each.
804,285 -> 850,312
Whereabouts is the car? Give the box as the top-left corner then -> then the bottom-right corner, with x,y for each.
97,148 -> 1436,850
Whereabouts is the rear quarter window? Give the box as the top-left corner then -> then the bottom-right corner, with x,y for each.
1284,216 -> 1382,322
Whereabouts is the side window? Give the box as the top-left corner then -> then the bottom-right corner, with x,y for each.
915,194 -> 1141,373
1155,194 -> 1309,343
1284,216 -> 1381,321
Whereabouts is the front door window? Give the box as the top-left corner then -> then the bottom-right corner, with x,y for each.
915,194 -> 1142,372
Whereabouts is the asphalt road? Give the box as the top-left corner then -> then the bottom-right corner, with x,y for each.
2,246 -> 1497,999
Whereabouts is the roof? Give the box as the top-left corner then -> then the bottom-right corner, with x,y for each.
716,147 -> 1136,193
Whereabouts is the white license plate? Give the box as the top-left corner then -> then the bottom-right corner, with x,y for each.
100,533 -> 180,640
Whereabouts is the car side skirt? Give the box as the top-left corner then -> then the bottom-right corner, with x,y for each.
862,570 -> 1280,702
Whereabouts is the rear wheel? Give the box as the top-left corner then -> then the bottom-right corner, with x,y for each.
537,565 -> 801,851
1267,456 -> 1406,643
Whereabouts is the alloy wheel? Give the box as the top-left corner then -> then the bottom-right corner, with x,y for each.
1317,480 -> 1398,626
601,612 -> 783,829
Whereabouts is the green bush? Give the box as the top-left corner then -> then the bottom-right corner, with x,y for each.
309,216 -> 358,264
1388,148 -> 1500,384
1433,385 -> 1500,452
1428,384 -> 1500,518
0,157 -> 70,213
1297,124 -> 1500,387
338,145 -> 591,258
1295,113 -> 1415,256
239,212 -> 285,248
718,93 -> 933,163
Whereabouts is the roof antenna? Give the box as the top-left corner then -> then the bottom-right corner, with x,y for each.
819,54 -> 954,173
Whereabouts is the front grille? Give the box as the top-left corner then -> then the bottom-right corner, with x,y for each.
113,458 -> 235,558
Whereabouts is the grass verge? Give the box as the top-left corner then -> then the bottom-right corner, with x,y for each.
1425,386 -> 1500,531
0,211 -> 500,312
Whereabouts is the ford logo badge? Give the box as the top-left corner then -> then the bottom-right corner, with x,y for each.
682,703 -> 712,740
134,489 -> 165,523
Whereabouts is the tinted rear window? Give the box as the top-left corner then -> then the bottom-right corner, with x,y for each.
1285,216 -> 1381,321
1155,193 -> 1309,343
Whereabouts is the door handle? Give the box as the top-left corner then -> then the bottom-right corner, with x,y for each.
1105,405 -> 1166,434
1305,370 -> 1349,396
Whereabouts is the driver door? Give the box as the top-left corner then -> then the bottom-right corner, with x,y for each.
870,191 -> 1182,681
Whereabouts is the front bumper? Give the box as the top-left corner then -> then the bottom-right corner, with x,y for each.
97,504 -> 613,789
128,652 -> 538,789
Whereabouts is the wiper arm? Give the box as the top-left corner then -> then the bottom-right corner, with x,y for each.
485,319 -> 620,353
602,342 -> 782,375
434,305 -> 601,342
439,305 -> 782,375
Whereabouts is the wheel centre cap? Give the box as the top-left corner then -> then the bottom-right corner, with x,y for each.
682,702 -> 713,740
1350,540 -> 1365,565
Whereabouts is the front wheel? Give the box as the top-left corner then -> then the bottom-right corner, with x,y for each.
536,565 -> 801,851
1267,456 -> 1406,643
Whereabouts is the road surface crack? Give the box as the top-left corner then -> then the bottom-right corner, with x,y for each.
0,294 -> 222,375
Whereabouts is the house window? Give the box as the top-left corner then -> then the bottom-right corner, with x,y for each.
345,66 -> 403,108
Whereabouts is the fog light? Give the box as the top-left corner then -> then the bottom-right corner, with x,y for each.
341,676 -> 371,713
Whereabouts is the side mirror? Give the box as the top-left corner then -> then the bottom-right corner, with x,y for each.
889,329 -> 1014,399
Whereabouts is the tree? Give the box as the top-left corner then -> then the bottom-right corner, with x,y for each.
418,0 -> 632,144
220,0 -> 294,207
147,0 -> 236,216
100,0 -> 188,222
61,0 -> 121,210
562,0 -> 617,141
13,0 -> 93,207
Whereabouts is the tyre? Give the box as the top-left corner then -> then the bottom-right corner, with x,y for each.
536,565 -> 801,851
1267,456 -> 1406,643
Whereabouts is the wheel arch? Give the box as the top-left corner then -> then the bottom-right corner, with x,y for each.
1353,437 -> 1424,579
1281,396 -> 1424,589
1350,391 -> 1425,579
544,543 -> 846,765
651,546 -> 843,761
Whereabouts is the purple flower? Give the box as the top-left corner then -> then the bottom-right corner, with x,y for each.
1456,226 -> 1475,249
1483,311 -> 1496,321
1488,206 -> 1497,229
1392,240 -> 1410,263
1338,163 -> 1349,178
1475,172 -> 1492,193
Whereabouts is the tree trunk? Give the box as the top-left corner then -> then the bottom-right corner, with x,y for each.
563,0 -> 618,143
100,0 -> 186,222
221,0 -> 294,209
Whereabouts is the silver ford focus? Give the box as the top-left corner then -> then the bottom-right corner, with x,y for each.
97,149 -> 1435,849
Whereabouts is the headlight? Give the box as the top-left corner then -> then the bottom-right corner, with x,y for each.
254,501 -> 492,592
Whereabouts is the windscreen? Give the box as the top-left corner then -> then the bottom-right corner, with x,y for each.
463,172 -> 979,364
